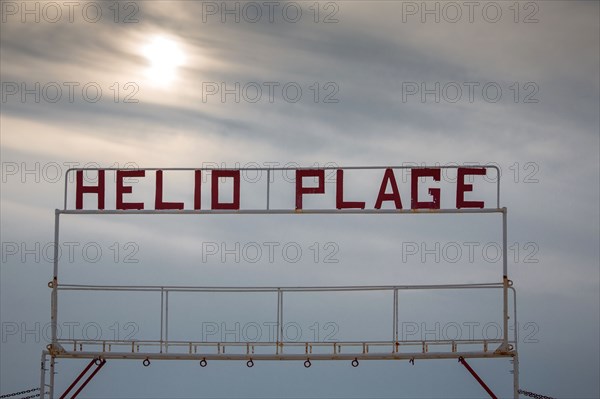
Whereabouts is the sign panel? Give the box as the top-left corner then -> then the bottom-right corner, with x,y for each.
65,167 -> 499,212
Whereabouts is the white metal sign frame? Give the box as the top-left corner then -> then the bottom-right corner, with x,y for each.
40,165 -> 519,398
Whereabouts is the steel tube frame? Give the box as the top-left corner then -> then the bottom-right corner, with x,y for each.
44,165 -> 517,398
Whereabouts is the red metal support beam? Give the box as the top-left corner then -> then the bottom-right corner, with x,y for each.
70,358 -> 106,398
458,356 -> 498,399
59,358 -> 106,399
59,359 -> 95,399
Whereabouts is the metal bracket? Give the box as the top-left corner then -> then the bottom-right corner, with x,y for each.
47,343 -> 66,357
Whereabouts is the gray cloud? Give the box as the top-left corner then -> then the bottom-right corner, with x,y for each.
1,1 -> 598,398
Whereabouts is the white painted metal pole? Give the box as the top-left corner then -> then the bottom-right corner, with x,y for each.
165,290 -> 169,353
49,210 -> 60,399
511,287 -> 519,398
160,288 -> 164,353
51,211 -> 59,344
502,208 -> 509,350
49,355 -> 55,399
40,351 -> 48,398
266,169 -> 270,210
393,289 -> 398,344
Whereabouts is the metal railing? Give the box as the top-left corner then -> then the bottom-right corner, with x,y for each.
53,282 -> 517,360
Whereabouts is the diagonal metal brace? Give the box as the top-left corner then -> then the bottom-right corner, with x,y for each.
59,357 -> 106,399
458,356 -> 498,399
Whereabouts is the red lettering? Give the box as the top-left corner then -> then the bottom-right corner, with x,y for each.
155,170 -> 184,210
211,170 -> 240,210
116,170 -> 145,210
76,170 -> 105,210
72,166 -> 490,211
374,169 -> 402,209
411,168 -> 440,209
295,169 -> 325,210
194,170 -> 202,210
336,169 -> 365,209
456,167 -> 486,208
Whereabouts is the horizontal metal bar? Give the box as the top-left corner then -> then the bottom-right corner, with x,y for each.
56,282 -> 505,293
58,208 -> 504,215
65,165 -> 501,173
53,351 -> 515,361
58,339 -> 506,347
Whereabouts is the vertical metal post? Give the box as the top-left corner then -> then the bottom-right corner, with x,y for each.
393,289 -> 398,343
49,355 -> 55,399
165,290 -> 169,353
511,287 -> 519,399
495,166 -> 501,208
502,208 -> 509,349
513,353 -> 520,399
275,289 -> 281,354
160,288 -> 164,353
50,210 -> 60,399
40,351 -> 48,398
266,169 -> 271,210
51,210 -> 60,344
279,290 -> 284,343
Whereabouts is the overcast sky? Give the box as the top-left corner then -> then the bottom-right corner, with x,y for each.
1,1 -> 599,398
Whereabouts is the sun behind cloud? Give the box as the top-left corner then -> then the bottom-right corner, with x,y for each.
142,36 -> 185,87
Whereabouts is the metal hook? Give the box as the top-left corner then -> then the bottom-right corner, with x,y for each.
409,358 -> 415,365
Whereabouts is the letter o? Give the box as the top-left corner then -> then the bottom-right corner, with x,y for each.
42,82 -> 62,103
283,322 -> 301,341
282,82 -> 302,103
82,242 -> 102,263
82,2 -> 102,22
282,2 -> 302,22
242,242 -> 262,263
82,82 -> 102,103
482,2 -> 502,23
442,2 -> 461,23
242,2 -> 262,22
242,322 -> 262,341
282,242 -> 302,263
83,322 -> 102,340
